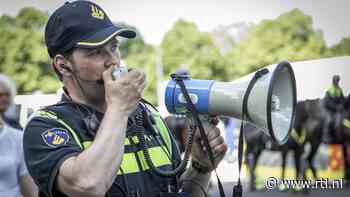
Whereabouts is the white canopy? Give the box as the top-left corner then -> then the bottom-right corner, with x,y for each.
289,56 -> 350,101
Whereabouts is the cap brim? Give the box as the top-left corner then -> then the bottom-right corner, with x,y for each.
76,25 -> 136,48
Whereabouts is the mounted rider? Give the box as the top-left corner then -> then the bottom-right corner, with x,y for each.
323,75 -> 345,143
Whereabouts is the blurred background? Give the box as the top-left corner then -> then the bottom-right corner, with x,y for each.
1,0 -> 350,104
1,0 -> 350,196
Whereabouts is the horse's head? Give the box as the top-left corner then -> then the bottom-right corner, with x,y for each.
304,99 -> 323,120
293,99 -> 324,140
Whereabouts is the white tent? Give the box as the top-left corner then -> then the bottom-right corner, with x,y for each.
290,56 -> 350,101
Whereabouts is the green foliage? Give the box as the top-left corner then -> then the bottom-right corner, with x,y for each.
1,7 -> 348,105
161,20 -> 207,75
118,29 -> 158,104
16,7 -> 48,29
161,20 -> 231,81
123,43 -> 158,104
188,45 -> 231,81
225,9 -> 330,77
0,8 -> 60,94
115,23 -> 145,59
331,37 -> 350,56
130,10 -> 346,104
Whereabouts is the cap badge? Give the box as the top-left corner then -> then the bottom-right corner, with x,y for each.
91,5 -> 104,20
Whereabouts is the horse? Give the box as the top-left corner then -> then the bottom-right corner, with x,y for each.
244,99 -> 324,191
333,95 -> 350,183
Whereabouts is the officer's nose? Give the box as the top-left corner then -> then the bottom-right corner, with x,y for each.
105,52 -> 120,69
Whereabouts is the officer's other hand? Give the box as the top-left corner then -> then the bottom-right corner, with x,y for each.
103,66 -> 147,115
191,116 -> 227,171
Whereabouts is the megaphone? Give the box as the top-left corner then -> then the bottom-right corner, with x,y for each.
165,61 -> 297,145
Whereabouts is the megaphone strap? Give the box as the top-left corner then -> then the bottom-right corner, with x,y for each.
234,68 -> 269,197
172,74 -> 226,197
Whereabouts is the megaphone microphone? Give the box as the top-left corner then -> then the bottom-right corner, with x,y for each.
165,61 -> 297,145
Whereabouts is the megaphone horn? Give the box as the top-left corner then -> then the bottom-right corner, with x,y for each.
165,61 -> 297,145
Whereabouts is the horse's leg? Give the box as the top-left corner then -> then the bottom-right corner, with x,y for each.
276,149 -> 289,191
293,149 -> 303,180
281,150 -> 287,180
246,146 -> 256,191
294,147 -> 310,193
252,150 -> 262,191
307,142 -> 320,179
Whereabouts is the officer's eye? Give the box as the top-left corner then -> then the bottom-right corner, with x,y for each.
110,43 -> 119,53
87,49 -> 103,56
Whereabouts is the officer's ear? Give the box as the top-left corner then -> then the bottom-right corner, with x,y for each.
53,54 -> 73,78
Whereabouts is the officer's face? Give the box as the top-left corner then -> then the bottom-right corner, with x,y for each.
69,39 -> 121,84
62,38 -> 121,103
0,85 -> 10,113
333,78 -> 340,85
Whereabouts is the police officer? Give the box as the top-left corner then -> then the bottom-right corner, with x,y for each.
324,75 -> 344,111
323,75 -> 345,142
23,1 -> 227,197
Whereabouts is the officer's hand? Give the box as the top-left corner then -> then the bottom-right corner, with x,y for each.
103,66 -> 147,115
191,117 -> 227,171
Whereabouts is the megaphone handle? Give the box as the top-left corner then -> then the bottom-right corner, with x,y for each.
199,115 -> 219,126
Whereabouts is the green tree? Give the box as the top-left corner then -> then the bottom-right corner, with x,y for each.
0,7 -> 60,94
225,9 -> 330,77
161,19 -> 231,82
118,27 -> 158,104
124,45 -> 158,104
331,37 -> 350,56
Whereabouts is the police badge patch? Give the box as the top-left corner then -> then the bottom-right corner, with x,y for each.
42,128 -> 70,148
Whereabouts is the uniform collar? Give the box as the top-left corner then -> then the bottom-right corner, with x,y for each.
59,90 -> 104,120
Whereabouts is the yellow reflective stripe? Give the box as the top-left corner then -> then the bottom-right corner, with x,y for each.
35,111 -> 83,149
117,146 -> 172,175
83,137 -> 136,148
124,136 -> 139,145
34,108 -> 173,175
83,141 -> 92,149
82,141 -> 140,175
343,119 -> 350,129
124,138 -> 130,145
328,86 -> 342,97
82,140 -> 171,174
117,152 -> 140,174
56,119 -> 83,149
83,136 -> 139,148
136,146 -> 172,171
291,129 -> 306,145
153,115 -> 172,156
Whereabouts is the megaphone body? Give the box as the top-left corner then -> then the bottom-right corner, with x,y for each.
165,61 -> 297,144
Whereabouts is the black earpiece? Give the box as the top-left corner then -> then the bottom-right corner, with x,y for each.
61,64 -> 72,72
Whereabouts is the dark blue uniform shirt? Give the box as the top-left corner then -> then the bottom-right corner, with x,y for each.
23,95 -> 181,197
